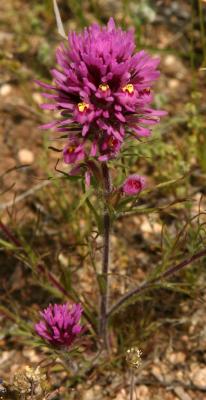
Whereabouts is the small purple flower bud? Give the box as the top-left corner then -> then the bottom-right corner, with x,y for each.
63,139 -> 85,164
35,303 -> 83,348
99,135 -> 122,161
122,174 -> 146,196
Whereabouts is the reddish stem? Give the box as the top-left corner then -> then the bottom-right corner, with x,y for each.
107,248 -> 206,318
0,220 -> 21,247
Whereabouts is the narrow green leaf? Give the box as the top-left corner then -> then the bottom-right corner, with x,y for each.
74,187 -> 93,212
0,239 -> 18,250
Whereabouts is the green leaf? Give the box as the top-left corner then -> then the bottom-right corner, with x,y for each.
0,305 -> 18,322
0,238 -> 18,250
147,177 -> 184,192
116,196 -> 135,210
86,198 -> 102,230
97,274 -> 107,294
74,187 -> 94,212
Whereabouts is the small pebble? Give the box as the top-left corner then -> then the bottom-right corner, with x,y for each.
114,388 -> 127,400
135,385 -> 149,399
164,54 -> 177,67
174,386 -> 191,400
168,79 -> 179,89
0,84 -> 12,96
167,351 -> 186,365
190,367 -> 206,390
32,92 -> 43,105
151,365 -> 164,382
18,149 -> 34,164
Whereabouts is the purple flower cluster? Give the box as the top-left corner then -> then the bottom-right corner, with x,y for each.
37,18 -> 165,175
35,303 -> 83,347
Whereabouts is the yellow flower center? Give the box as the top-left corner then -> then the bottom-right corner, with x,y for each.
122,83 -> 134,94
77,102 -> 89,112
108,137 -> 117,148
66,146 -> 75,154
143,87 -> 151,94
99,83 -> 110,92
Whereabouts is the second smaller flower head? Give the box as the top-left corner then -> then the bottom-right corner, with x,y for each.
122,174 -> 146,196
35,303 -> 83,348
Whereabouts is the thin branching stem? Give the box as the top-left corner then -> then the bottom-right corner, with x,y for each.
0,220 -> 21,247
107,248 -> 206,318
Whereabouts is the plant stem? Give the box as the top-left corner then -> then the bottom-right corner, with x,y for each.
129,368 -> 134,400
198,0 -> 206,63
107,248 -> 206,318
99,163 -> 112,349
0,220 -> 21,247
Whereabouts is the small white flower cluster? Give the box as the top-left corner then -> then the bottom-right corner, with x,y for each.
126,347 -> 142,369
12,366 -> 48,398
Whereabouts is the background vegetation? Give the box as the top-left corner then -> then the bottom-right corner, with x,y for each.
0,0 -> 206,399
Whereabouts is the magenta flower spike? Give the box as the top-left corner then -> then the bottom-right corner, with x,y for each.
122,174 -> 146,196
35,303 -> 83,347
36,18 -> 166,174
